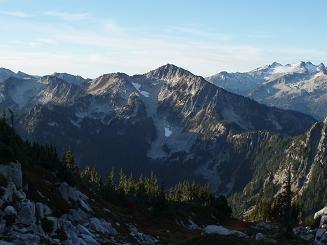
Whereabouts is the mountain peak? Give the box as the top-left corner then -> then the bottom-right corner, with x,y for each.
0,67 -> 16,80
87,72 -> 131,95
301,61 -> 318,74
40,75 -> 66,85
0,67 -> 15,73
299,61 -> 306,67
317,63 -> 326,74
145,64 -> 196,82
270,61 -> 282,68
52,72 -> 89,85
251,62 -> 282,72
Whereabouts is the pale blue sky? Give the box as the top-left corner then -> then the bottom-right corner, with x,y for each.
0,0 -> 326,77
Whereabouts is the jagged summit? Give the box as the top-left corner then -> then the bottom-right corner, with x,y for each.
0,68 -> 20,81
41,75 -> 68,84
16,71 -> 37,80
249,61 -> 323,75
0,67 -> 15,74
145,64 -> 200,83
100,72 -> 129,78
250,61 -> 282,72
87,72 -> 131,95
52,72 -> 89,85
0,68 -> 37,80
318,63 -> 326,73
208,61 -> 327,120
271,61 -> 282,67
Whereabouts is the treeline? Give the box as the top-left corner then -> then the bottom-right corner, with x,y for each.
0,113 -> 63,170
79,165 -> 231,216
248,166 -> 302,237
62,149 -> 232,217
0,113 -> 232,218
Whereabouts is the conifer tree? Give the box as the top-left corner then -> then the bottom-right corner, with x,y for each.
118,168 -> 127,194
270,165 -> 299,237
1,111 -> 6,121
107,167 -> 115,190
80,166 -> 102,188
63,147 -> 76,170
126,173 -> 136,195
136,174 -> 146,203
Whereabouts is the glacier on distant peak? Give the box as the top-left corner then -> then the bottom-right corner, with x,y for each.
207,61 -> 327,120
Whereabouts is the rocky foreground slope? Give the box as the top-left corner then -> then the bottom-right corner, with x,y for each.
0,120 -> 322,244
1,161 -> 320,244
0,162 -> 161,244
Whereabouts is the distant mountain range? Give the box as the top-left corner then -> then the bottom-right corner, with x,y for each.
0,64 -> 325,219
207,61 -> 327,120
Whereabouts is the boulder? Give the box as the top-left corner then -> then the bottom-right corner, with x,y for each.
128,224 -> 158,245
315,207 -> 327,221
293,226 -> 315,241
62,208 -> 89,224
46,216 -> 58,234
58,182 -> 92,212
0,219 -> 6,233
204,225 -> 248,238
315,228 -> 327,244
4,205 -> 17,216
80,199 -> 92,212
0,240 -> 15,245
18,200 -> 36,225
14,189 -> 26,201
88,218 -> 117,235
77,224 -> 93,237
58,182 -> 88,203
10,228 -> 41,244
187,219 -> 199,230
35,202 -> 52,220
252,222 -> 274,231
255,233 -> 266,241
58,219 -> 79,242
0,162 -> 23,189
2,182 -> 17,202
80,233 -> 98,244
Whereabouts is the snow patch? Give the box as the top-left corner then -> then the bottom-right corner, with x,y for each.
132,82 -> 150,97
164,127 -> 172,137
272,64 -> 304,75
266,62 -> 317,77
0,93 -> 4,103
48,122 -> 59,127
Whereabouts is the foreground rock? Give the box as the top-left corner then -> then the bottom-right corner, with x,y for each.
314,207 -> 327,244
204,225 -> 248,238
0,162 -> 158,244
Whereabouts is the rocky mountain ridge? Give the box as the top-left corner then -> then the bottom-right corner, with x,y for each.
207,61 -> 327,120
0,64 -> 324,222
0,65 -> 316,191
231,116 -> 327,220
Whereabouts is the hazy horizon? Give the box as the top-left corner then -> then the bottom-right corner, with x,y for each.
1,0 -> 327,78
